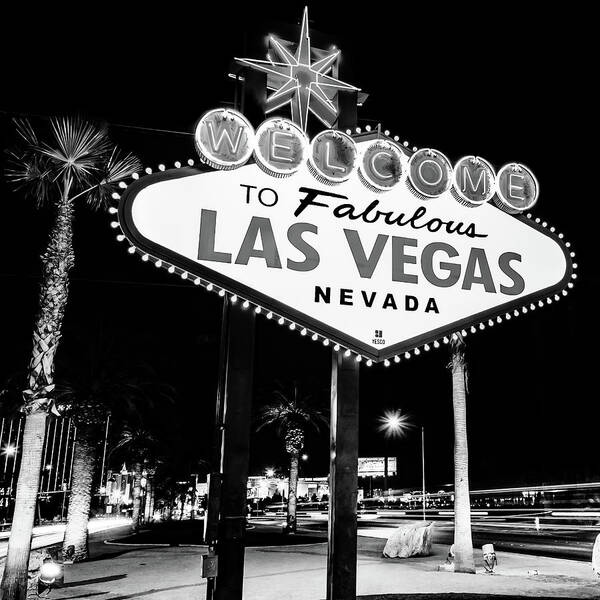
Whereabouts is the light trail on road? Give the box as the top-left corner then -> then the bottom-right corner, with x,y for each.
0,517 -> 132,559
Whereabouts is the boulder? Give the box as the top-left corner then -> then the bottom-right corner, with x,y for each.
593,533 -> 600,577
383,521 -> 434,558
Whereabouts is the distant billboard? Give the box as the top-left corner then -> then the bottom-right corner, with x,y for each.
358,457 -> 397,477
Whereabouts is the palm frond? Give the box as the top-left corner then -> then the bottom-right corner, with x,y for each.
5,149 -> 53,206
256,383 -> 328,437
14,118 -> 39,147
6,116 -> 141,210
86,147 -> 142,209
39,117 -> 110,187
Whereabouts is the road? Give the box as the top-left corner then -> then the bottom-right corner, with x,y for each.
279,510 -> 600,561
0,518 -> 132,560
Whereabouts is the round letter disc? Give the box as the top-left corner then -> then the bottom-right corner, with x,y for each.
253,118 -> 308,177
358,140 -> 406,192
308,130 -> 357,184
194,108 -> 254,170
494,163 -> 539,213
408,148 -> 453,199
451,156 -> 496,207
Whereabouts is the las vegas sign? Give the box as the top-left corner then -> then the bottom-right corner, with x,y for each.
112,13 -> 575,365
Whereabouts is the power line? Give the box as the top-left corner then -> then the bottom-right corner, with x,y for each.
0,108 -> 193,137
0,272 -> 202,290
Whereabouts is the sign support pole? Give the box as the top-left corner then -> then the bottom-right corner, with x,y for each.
327,350 -> 359,600
213,302 -> 255,600
205,296 -> 229,599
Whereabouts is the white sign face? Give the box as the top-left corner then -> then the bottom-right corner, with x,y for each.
358,457 -> 397,476
118,139 -> 573,362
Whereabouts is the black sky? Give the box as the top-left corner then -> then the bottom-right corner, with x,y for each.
0,2 -> 595,491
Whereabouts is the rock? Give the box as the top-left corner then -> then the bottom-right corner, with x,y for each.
593,533 -> 600,577
383,521 -> 434,558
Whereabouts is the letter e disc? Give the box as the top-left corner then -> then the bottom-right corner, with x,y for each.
195,108 -> 254,170
254,118 -> 308,177
451,155 -> 496,207
408,148 -> 453,199
358,140 -> 406,192
494,163 -> 539,214
308,130 -> 357,184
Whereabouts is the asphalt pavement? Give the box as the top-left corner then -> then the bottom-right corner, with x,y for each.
45,521 -> 600,599
295,513 -> 599,562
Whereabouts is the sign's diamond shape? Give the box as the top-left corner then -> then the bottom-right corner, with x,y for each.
118,140 -> 572,362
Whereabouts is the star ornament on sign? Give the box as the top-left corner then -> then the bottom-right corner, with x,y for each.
235,7 -> 360,131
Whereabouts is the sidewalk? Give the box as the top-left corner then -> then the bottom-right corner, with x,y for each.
49,535 -> 600,599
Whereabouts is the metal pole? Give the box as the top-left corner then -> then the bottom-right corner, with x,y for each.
3,420 -> 14,473
327,350 -> 359,600
53,419 -> 65,490
9,419 -> 23,490
59,420 -> 71,492
383,453 -> 388,495
213,302 -> 255,600
421,426 -> 426,521
46,418 -> 58,492
39,418 -> 50,493
206,296 -> 230,600
68,427 -> 77,487
99,414 -> 111,490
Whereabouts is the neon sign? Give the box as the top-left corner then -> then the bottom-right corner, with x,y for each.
111,11 -> 575,365
194,108 -> 539,213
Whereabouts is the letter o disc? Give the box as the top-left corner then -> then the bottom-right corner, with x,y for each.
451,156 -> 496,207
308,130 -> 357,184
194,108 -> 254,170
358,140 -> 406,192
408,148 -> 453,199
253,118 -> 308,177
494,163 -> 539,214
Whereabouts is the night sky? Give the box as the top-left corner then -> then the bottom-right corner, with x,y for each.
0,3 -> 595,491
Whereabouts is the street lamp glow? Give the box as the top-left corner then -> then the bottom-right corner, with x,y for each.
2,445 -> 16,456
377,409 -> 411,439
265,468 -> 275,478
301,454 -> 308,461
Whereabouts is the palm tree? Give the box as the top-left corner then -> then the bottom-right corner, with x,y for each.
449,333 -> 475,573
60,421 -> 99,563
55,343 -> 164,561
256,383 -> 327,533
111,426 -> 159,530
1,117 -> 139,600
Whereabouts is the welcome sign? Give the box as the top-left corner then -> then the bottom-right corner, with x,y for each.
114,111 -> 574,363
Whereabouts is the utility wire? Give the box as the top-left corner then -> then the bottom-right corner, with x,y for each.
0,272 -> 201,289
0,108 -> 193,137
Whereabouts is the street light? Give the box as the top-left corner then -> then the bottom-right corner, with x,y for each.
265,468 -> 275,478
377,410 -> 411,494
301,454 -> 308,461
377,409 -> 411,439
2,445 -> 16,456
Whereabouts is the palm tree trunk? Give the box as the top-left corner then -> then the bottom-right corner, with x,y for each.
287,452 -> 299,533
0,412 -> 47,600
1,186 -> 74,600
450,334 -> 475,573
25,183 -> 75,406
62,426 -> 97,562
131,462 -> 142,529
